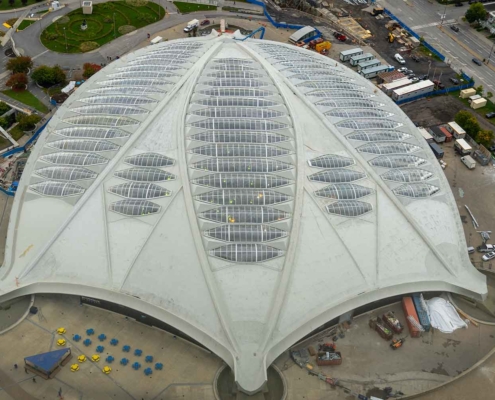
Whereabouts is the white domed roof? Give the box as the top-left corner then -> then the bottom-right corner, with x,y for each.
0,34 -> 486,393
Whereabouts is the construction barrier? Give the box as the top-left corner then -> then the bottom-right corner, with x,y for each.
245,0 -> 314,31
394,81 -> 475,105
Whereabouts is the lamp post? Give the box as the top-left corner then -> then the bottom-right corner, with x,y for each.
440,4 -> 447,27
488,42 -> 495,65
63,27 -> 68,51
427,61 -> 432,78
113,13 -> 116,38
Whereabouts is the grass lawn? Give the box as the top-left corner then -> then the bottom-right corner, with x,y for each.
416,44 -> 443,62
0,136 -> 10,150
449,91 -> 495,125
2,90 -> 49,113
173,1 -> 217,13
17,19 -> 36,31
41,1 -> 165,53
9,125 -> 25,141
0,0 -> 39,11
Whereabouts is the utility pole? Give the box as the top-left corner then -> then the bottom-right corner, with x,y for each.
63,27 -> 68,51
488,42 -> 495,65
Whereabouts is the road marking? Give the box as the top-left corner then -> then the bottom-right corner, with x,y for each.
32,50 -> 49,60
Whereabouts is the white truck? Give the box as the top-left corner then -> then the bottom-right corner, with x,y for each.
150,36 -> 163,45
461,155 -> 476,170
184,19 -> 199,32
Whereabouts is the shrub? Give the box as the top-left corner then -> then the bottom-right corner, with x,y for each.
0,102 -> 11,115
118,25 -> 136,34
31,65 -> 66,88
0,117 -> 9,129
455,110 -> 481,140
477,130 -> 494,148
80,41 -> 99,52
6,73 -> 28,91
83,62 -> 102,79
17,114 -> 42,131
44,32 -> 59,41
6,56 -> 33,74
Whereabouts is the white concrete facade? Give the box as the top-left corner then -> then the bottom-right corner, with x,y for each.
0,33 -> 487,394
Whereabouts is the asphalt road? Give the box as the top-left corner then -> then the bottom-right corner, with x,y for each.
377,0 -> 495,93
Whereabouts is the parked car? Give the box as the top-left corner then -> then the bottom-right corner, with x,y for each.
478,244 -> 495,252
472,58 -> 483,66
411,54 -> 420,62
419,74 -> 428,80
455,2 -> 463,6
394,53 -> 406,64
410,77 -> 419,83
333,32 -> 347,41
398,67 -> 408,73
487,144 -> 495,152
433,80 -> 445,89
450,25 -> 460,32
450,77 -> 460,85
200,20 -> 210,26
486,112 -> 495,119
405,69 -> 414,75
482,251 -> 495,261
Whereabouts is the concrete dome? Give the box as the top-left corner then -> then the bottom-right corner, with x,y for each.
0,33 -> 487,393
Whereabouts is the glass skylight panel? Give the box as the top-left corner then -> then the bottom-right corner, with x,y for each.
81,95 -> 157,105
308,168 -> 365,183
308,154 -> 355,169
289,74 -> 347,82
126,59 -> 189,67
109,200 -> 161,216
193,98 -> 280,107
134,54 -> 192,62
209,244 -> 284,262
191,108 -> 283,119
192,173 -> 291,189
276,62 -> 333,69
369,155 -> 427,168
108,71 -> 179,79
325,110 -> 393,119
205,71 -> 265,79
63,115 -> 139,127
393,183 -> 440,198
30,181 -> 85,197
116,65 -> 184,73
298,82 -> 363,90
47,139 -> 119,152
88,86 -> 166,95
357,143 -> 421,155
189,131 -> 290,144
307,91 -> 374,99
346,131 -> 411,142
192,158 -> 293,173
190,119 -> 287,131
202,79 -> 267,88
198,88 -> 274,97
124,153 -> 175,167
208,64 -> 257,71
97,78 -> 172,87
316,99 -> 384,109
108,182 -> 170,199
40,152 -> 108,166
336,119 -> 403,130
204,225 -> 288,242
381,168 -> 433,182
35,166 -> 97,181
200,206 -> 290,224
212,59 -> 254,65
54,127 -> 130,139
326,201 -> 373,217
114,168 -> 175,182
315,183 -> 373,200
70,105 -> 148,116
195,189 -> 291,206
190,144 -> 290,157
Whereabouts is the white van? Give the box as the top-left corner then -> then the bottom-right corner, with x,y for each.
150,36 -> 163,45
461,155 -> 476,170
184,19 -> 199,32
394,53 -> 405,64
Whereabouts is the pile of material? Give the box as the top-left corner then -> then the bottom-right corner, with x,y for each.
426,298 -> 467,333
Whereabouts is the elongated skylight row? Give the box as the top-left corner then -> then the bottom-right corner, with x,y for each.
54,127 -> 130,139
114,168 -> 175,182
30,181 -> 85,197
200,206 -> 290,224
209,244 -> 284,262
35,166 -> 97,181
189,131 -> 290,144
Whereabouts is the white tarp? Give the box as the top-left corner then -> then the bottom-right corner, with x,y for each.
61,81 -> 76,94
426,297 -> 467,333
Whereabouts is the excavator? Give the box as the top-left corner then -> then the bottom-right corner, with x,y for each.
387,32 -> 395,43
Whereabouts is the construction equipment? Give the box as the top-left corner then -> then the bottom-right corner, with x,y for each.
315,41 -> 331,54
390,337 -> 406,350
388,32 -> 395,43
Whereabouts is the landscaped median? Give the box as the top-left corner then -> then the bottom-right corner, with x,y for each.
41,0 -> 165,53
173,1 -> 217,13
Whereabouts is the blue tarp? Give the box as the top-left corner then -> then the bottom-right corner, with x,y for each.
24,348 -> 71,374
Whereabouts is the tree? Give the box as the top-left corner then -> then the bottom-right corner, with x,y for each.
0,117 -> 8,129
31,65 -> 66,88
0,102 -> 10,115
17,114 -> 41,131
8,0 -> 14,6
454,110 -> 481,139
6,73 -> 28,91
475,85 -> 484,95
465,3 -> 487,24
487,92 -> 493,100
82,63 -> 102,79
6,56 -> 33,74
21,0 -> 27,5
476,129 -> 494,148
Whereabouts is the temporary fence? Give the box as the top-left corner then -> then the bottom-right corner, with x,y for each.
383,8 -> 445,62
246,0 -> 308,30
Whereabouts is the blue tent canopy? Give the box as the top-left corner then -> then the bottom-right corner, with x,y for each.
24,348 -> 71,376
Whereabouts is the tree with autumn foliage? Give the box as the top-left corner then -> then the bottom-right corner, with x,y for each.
6,73 -> 28,91
83,63 -> 102,79
6,56 -> 33,74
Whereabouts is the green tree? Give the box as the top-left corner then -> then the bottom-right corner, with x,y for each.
31,65 -> 66,88
21,0 -> 27,5
6,73 -> 28,91
0,102 -> 10,115
6,56 -> 33,74
475,85 -> 484,95
8,0 -> 14,7
465,3 -> 487,24
487,92 -> 493,100
17,114 -> 41,131
0,117 -> 8,129
477,129 -> 494,148
455,110 -> 481,139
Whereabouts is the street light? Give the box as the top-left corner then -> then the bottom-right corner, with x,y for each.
63,27 -> 68,51
440,5 -> 447,27
488,42 -> 495,65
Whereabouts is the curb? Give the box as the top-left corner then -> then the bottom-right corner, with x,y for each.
0,294 -> 35,336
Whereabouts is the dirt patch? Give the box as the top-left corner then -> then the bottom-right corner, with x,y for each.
430,362 -> 450,376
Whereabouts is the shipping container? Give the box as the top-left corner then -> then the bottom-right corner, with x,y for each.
429,142 -> 444,158
471,98 -> 487,109
447,121 -> 466,139
439,126 -> 453,142
461,155 -> 476,169
418,127 -> 434,143
382,78 -> 412,95
392,80 -> 434,102
357,58 -> 381,72
360,64 -> 393,79
339,48 -> 364,62
402,297 -> 421,338
412,293 -> 431,332
460,88 -> 476,99
454,139 -> 472,155
350,52 -> 375,66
